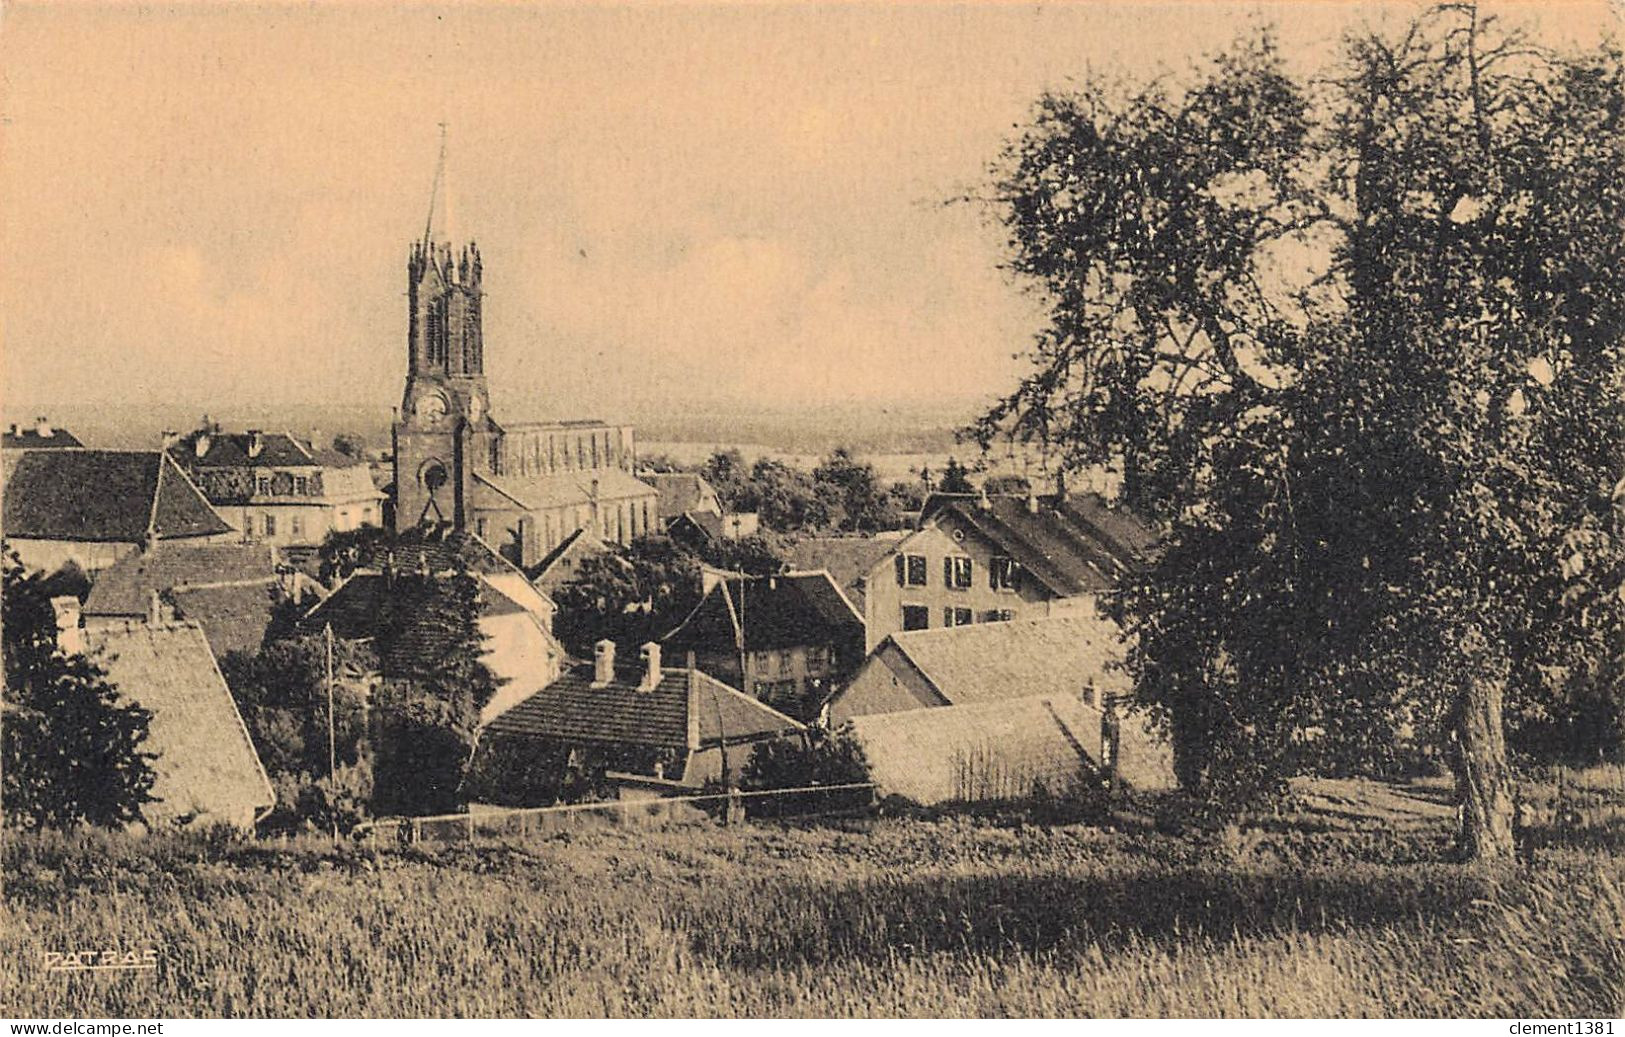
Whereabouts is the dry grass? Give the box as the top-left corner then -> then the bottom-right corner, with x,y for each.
2,773 -> 1621,1018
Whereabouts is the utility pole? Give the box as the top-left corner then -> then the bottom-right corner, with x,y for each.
324,622 -> 339,841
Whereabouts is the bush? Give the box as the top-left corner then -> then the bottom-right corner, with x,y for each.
740,726 -> 872,817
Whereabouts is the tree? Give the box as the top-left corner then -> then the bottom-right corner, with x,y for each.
370,566 -> 500,816
219,634 -> 374,830
551,535 -> 704,657
2,547 -> 157,830
976,6 -> 1624,860
331,432 -> 368,459
939,456 -> 975,494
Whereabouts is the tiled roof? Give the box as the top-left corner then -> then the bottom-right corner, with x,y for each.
874,613 -> 1131,707
303,569 -> 528,637
84,543 -> 281,617
85,621 -> 274,825
922,493 -> 1156,597
644,472 -> 718,520
663,570 -> 864,654
787,534 -> 906,611
476,467 -> 658,513
170,582 -> 283,659
672,510 -> 724,542
169,430 -> 315,468
846,695 -> 1104,804
2,450 -> 232,543
2,426 -> 83,450
483,662 -> 802,749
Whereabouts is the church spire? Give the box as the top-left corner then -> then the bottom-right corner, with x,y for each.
422,121 -> 454,249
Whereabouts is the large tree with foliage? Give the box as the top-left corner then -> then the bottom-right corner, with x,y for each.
370,565 -> 500,816
2,547 -> 157,830
976,5 -> 1624,860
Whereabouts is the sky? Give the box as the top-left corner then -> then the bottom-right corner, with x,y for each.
1,1 -> 1614,435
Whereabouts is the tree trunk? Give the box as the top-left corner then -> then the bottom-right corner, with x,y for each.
1452,675 -> 1516,862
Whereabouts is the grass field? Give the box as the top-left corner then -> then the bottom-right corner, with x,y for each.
2,775 -> 1621,1018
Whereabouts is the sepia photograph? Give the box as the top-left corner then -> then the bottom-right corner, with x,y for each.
0,0 -> 1621,1022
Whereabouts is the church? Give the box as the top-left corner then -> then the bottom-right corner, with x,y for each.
391,180 -> 659,569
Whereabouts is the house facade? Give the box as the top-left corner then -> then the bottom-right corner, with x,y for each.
861,491 -> 1156,651
662,570 -> 866,721
168,427 -> 385,549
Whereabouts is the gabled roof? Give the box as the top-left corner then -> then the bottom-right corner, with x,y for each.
303,569 -> 528,638
84,543 -> 281,618
919,492 -> 1156,597
865,613 -> 1131,708
169,582 -> 284,659
846,695 -> 1105,804
670,510 -> 724,543
787,534 -> 907,611
3,425 -> 83,450
169,429 -> 316,468
643,472 -> 719,520
663,570 -> 865,654
482,662 -> 803,750
527,526 -> 607,591
474,467 -> 657,513
84,621 -> 273,824
2,450 -> 232,543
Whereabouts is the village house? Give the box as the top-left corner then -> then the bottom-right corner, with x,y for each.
82,542 -> 320,659
644,471 -> 723,524
300,532 -> 564,725
475,639 -> 805,792
2,417 -> 83,450
53,603 -> 275,830
2,449 -> 236,575
667,509 -> 762,546
828,614 -> 1174,804
787,532 -> 909,615
167,426 -> 385,552
389,172 -> 660,568
860,489 -> 1156,651
661,569 -> 866,721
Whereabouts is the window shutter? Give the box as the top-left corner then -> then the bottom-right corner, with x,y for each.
943,557 -> 952,587
895,554 -> 905,586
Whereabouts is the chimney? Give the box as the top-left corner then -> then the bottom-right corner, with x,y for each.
977,486 -> 991,511
1026,486 -> 1040,514
195,431 -> 212,459
593,638 -> 616,686
160,429 -> 180,451
246,430 -> 264,459
50,597 -> 84,655
639,642 -> 662,691
34,416 -> 53,438
8,423 -> 19,437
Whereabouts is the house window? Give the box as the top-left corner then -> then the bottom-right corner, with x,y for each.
943,606 -> 973,627
895,553 -> 928,587
293,476 -> 308,496
489,440 -> 501,474
945,556 -> 973,590
256,475 -> 272,496
901,604 -> 929,631
476,517 -> 488,540
263,513 -> 277,536
291,515 -> 305,538
982,608 -> 1016,623
992,555 -> 1021,591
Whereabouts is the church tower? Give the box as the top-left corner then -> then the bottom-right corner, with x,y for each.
392,129 -> 497,532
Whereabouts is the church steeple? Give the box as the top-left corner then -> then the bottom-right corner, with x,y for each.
393,125 -> 494,534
